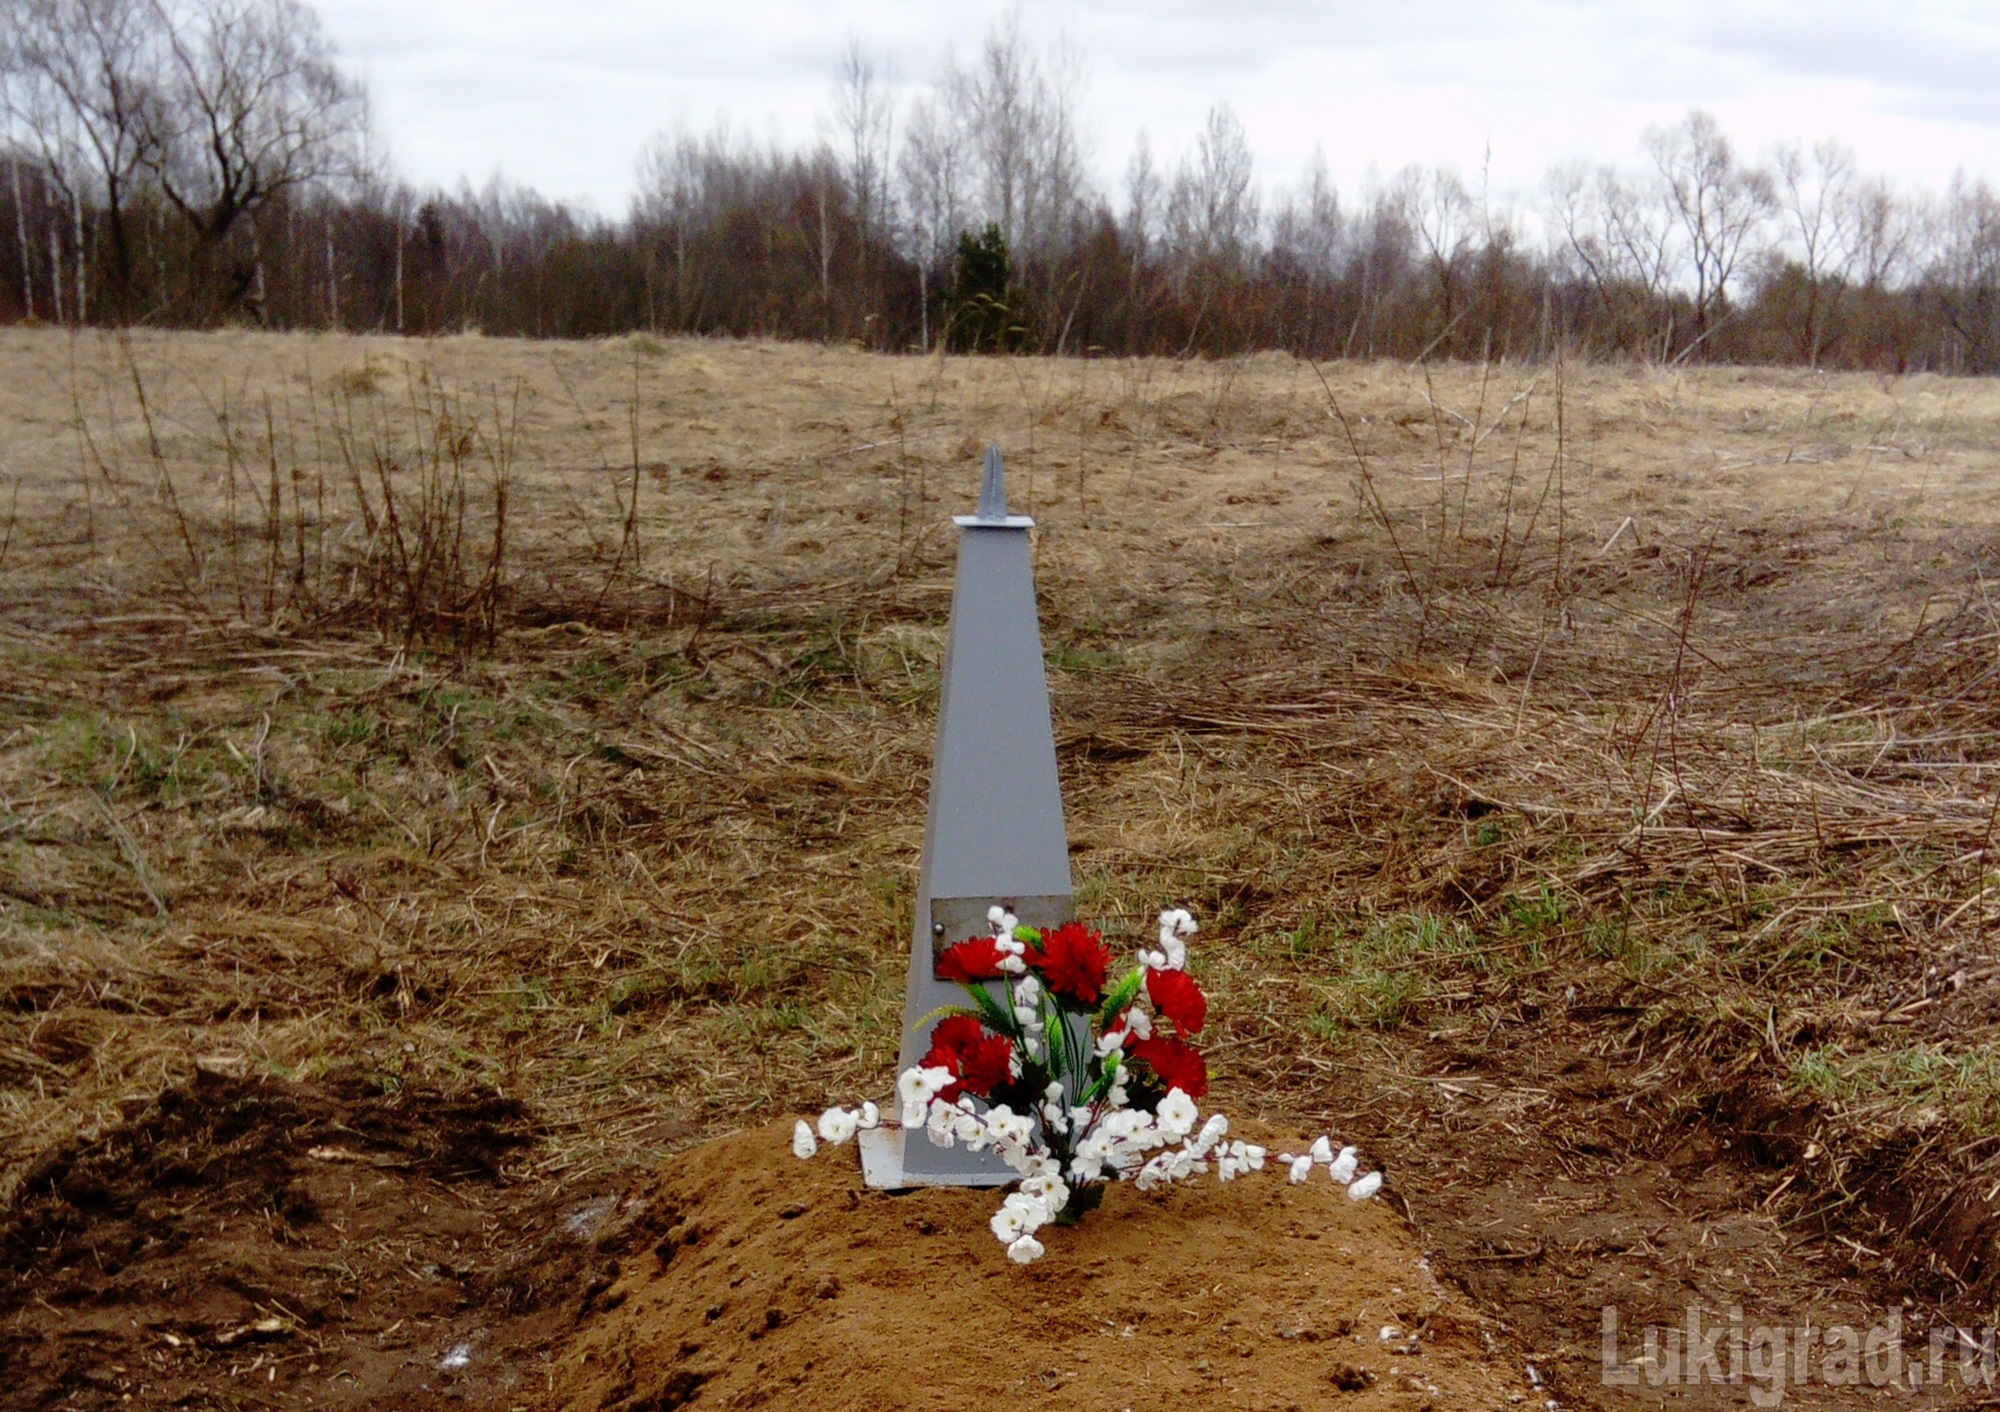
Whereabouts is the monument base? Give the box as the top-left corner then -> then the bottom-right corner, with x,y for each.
856,1126 -> 1015,1190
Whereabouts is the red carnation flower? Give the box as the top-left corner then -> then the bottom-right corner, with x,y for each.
1145,967 -> 1208,1036
920,1016 -> 1015,1101
1028,922 -> 1114,1006
927,1015 -> 987,1052
1128,1035 -> 1208,1099
937,935 -> 1007,983
952,1034 -> 1015,1098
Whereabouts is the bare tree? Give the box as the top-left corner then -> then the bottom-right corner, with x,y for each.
936,15 -> 1086,261
1165,101 -> 1259,271
1546,159 -> 1679,356
0,19 -> 36,317
896,92 -> 966,349
1269,145 -> 1339,286
635,118 -> 711,327
1341,181 -> 1416,357
1266,147 -> 1340,350
1930,173 -> 2000,370
1847,174 -> 1913,293
1646,108 -> 1773,352
1395,163 -> 1474,332
1121,129 -> 1158,266
801,142 -> 840,329
826,35 -> 892,269
7,149 -> 31,318
1769,138 -> 1863,365
6,0 -> 161,316
143,0 -> 361,253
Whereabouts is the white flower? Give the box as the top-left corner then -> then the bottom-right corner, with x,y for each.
987,1105 -> 1033,1148
1094,1027 -> 1128,1058
1288,1155 -> 1313,1184
993,1190 -> 1050,1238
952,1111 -> 988,1147
1007,1234 -> 1045,1264
791,1120 -> 818,1160
1190,1114 -> 1229,1158
1329,1146 -> 1358,1184
1069,1135 -> 1115,1182
927,1101 -> 957,1147
1103,1109 -> 1146,1140
1229,1145 -> 1259,1178
1156,1088 -> 1199,1138
818,1107 -> 859,1144
1012,974 -> 1041,1004
1020,1174 -> 1069,1212
1138,910 -> 1196,971
1309,1135 -> 1333,1164
990,1202 -> 1031,1244
1000,954 -> 1027,973
988,906 -> 1019,937
898,1064 -> 954,1107
1347,1171 -> 1383,1201
1121,1007 -> 1152,1041
858,1101 -> 881,1129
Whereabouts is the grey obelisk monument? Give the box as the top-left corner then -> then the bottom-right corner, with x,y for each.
859,446 -> 1074,1188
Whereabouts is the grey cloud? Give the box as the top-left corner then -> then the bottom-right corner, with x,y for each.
315,0 -> 2000,211
1670,3 -> 2000,140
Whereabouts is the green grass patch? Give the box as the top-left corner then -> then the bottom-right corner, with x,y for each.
1790,1043 -> 2000,1135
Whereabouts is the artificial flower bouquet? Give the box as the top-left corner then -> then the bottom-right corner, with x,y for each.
795,906 -> 1383,1263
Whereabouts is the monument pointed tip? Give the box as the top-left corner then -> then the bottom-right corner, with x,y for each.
956,444 -> 1032,529
977,445 -> 1008,520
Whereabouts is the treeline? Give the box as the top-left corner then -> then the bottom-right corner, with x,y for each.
9,7 -> 2000,369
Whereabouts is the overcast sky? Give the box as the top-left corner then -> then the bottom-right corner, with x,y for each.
317,0 -> 2000,218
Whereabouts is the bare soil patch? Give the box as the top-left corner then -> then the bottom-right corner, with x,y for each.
0,1067 -> 604,1407
555,1122 -> 1525,1412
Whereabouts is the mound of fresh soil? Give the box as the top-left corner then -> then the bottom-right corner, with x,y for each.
0,1067 -> 621,1409
555,1122 -> 1536,1411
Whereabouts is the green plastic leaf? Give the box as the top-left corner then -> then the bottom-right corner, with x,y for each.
911,1003 -> 988,1032
962,979 -> 1018,1035
1096,968 -> 1144,1029
1080,1051 -> 1121,1106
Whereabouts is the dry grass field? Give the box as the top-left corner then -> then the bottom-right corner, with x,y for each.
5,327 -> 2000,1406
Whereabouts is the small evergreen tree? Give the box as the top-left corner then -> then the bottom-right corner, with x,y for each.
945,224 -> 1025,352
